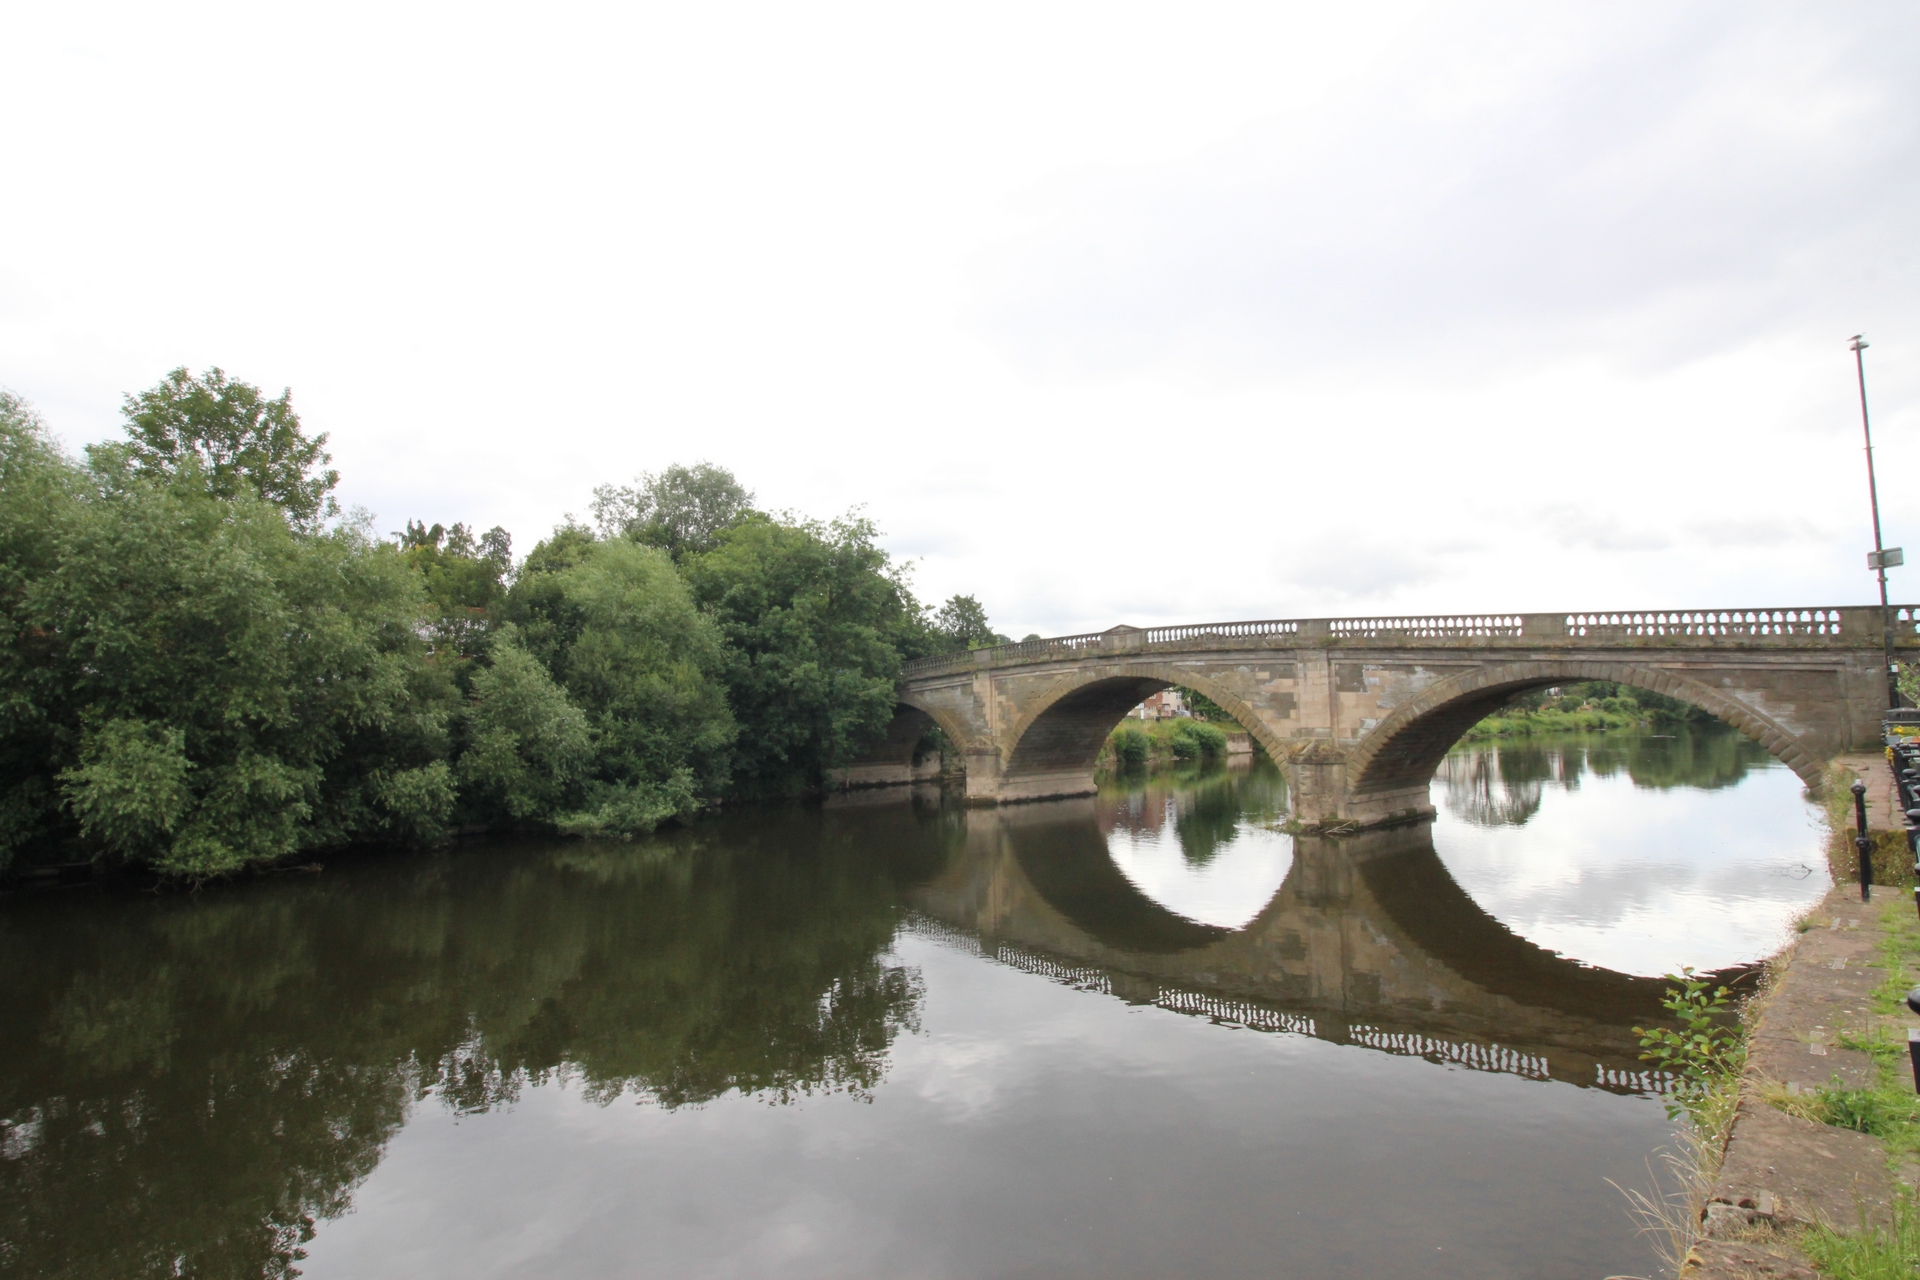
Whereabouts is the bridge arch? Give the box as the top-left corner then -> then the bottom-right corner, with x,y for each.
1000,664 -> 1291,789
1343,660 -> 1825,813
835,695 -> 979,789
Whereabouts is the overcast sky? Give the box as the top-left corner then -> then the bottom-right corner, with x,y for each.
4,2 -> 1916,638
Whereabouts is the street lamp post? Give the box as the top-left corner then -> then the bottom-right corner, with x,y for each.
1852,335 -> 1901,711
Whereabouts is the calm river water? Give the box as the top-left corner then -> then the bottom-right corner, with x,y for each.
0,727 -> 1832,1279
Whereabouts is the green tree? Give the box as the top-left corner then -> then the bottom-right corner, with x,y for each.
591,462 -> 755,560
933,593 -> 1005,649
0,390 -> 84,867
457,625 -> 594,824
684,514 -> 920,795
0,387 -> 453,878
397,519 -> 513,665
505,536 -> 736,834
117,367 -> 339,528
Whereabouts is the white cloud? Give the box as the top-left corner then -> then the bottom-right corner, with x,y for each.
2,1 -> 1916,638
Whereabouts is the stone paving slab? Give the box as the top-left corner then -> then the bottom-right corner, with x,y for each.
1745,895 -> 1887,1095
1710,1098 -> 1898,1230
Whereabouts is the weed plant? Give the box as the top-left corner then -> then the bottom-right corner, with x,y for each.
1635,968 -> 1745,1126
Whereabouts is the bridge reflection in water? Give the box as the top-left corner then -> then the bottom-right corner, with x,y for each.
898,777 -> 1742,1096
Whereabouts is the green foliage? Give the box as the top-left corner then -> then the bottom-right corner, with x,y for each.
1802,1189 -> 1920,1278
1814,1079 -> 1920,1136
115,366 -> 339,528
2,381 -> 994,870
683,513 -> 919,796
505,538 -> 735,835
932,593 -> 1005,649
0,390 -> 83,867
1106,716 -> 1233,767
397,519 -> 512,665
1634,967 -> 1743,1124
58,720 -> 195,859
457,625 -> 594,823
591,461 -> 756,560
1172,719 -> 1229,760
0,382 -> 453,878
1474,681 -> 1718,740
1182,687 -> 1239,725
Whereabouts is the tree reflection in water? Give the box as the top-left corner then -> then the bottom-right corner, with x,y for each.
1096,759 -> 1288,867
1437,725 -> 1777,828
0,732 -> 1790,1280
0,805 -> 943,1280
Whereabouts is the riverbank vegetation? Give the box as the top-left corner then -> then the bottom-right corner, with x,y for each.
1465,680 -> 1720,740
1103,716 -> 1233,768
1626,778 -> 1920,1278
0,372 -> 999,880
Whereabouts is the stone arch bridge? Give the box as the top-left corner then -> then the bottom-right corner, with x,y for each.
845,607 -> 1917,828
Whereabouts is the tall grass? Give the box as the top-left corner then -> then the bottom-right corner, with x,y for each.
1802,1191 -> 1920,1277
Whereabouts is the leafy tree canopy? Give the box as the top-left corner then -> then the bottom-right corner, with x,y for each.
591,462 -> 755,560
505,536 -> 736,834
397,520 -> 513,664
932,594 -> 1008,650
0,386 -> 452,878
115,367 -> 339,527
684,513 -> 919,796
1,379 -> 1002,876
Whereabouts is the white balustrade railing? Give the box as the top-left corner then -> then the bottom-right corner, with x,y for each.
1563,608 -> 1845,637
1327,615 -> 1525,639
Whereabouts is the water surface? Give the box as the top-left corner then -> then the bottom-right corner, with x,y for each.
0,726 -> 1831,1279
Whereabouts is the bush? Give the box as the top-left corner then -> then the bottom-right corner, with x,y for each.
505,538 -> 736,836
1112,727 -> 1150,766
1174,720 -> 1229,758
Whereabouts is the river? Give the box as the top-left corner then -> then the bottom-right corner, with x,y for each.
0,726 -> 1832,1279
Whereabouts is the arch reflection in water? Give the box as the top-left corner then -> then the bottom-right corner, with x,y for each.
1095,761 -> 1293,929
909,792 -> 1736,1093
0,756 -> 1775,1280
1431,727 -> 1831,976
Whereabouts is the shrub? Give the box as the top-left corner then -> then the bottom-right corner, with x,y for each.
1173,720 -> 1229,758
1112,727 -> 1149,766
